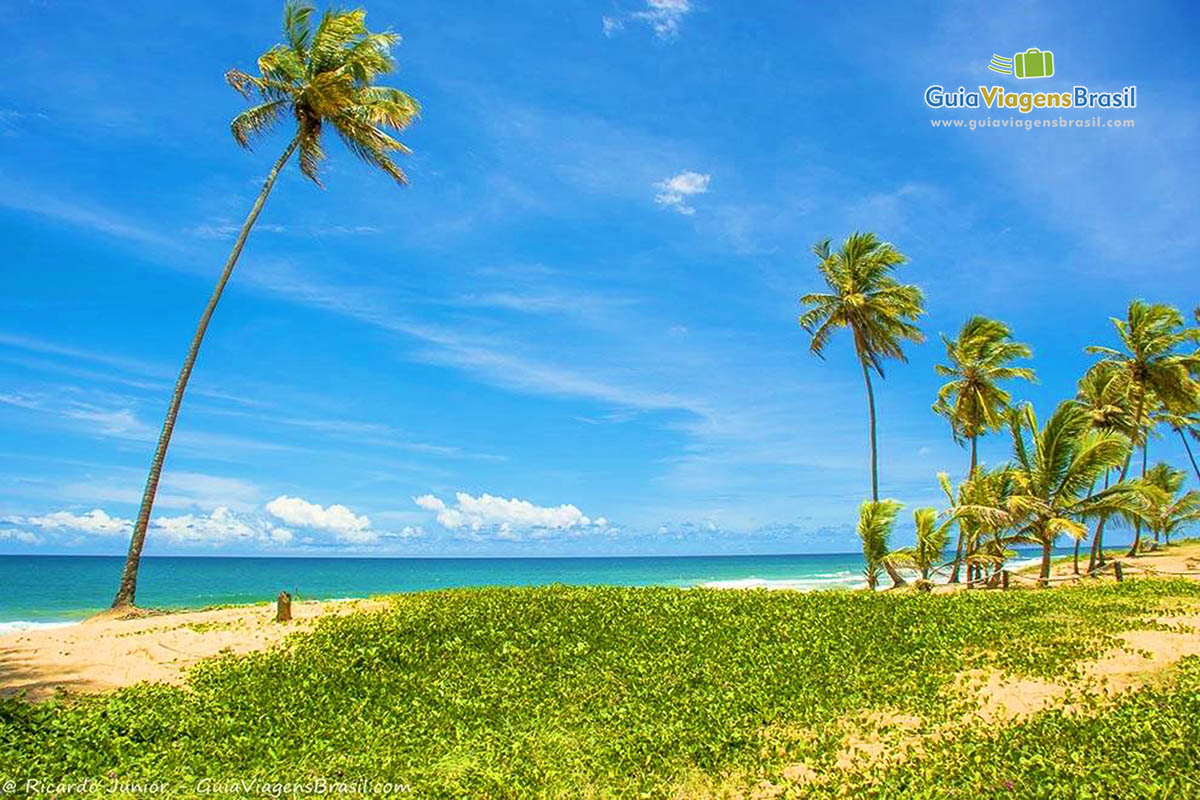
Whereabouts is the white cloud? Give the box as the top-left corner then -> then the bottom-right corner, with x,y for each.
24,508 -> 130,535
0,529 -> 40,544
152,507 -> 259,545
654,170 -> 711,215
606,0 -> 692,39
265,495 -> 371,533
414,492 -> 605,535
634,0 -> 691,38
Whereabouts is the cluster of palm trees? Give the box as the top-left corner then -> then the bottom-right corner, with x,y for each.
800,233 -> 1200,588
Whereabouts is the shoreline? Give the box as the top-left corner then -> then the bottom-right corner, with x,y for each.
4,545 -> 1199,702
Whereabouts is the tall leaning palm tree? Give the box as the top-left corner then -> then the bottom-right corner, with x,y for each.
1084,302 -> 1199,571
111,2 -> 420,610
799,232 -> 925,502
932,316 -> 1034,582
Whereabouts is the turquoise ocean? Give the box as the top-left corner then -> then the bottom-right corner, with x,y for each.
0,550 -> 1056,631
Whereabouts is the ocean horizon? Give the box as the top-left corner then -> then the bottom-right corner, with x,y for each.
0,549 -> 1072,630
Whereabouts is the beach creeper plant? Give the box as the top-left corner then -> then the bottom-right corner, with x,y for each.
111,1 -> 420,609
799,233 -> 925,505
932,316 -> 1035,583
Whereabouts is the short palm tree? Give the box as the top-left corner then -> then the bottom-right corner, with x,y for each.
799,232 -> 925,502
857,499 -> 903,590
111,1 -> 421,609
1142,463 -> 1200,546
889,506 -> 951,582
1006,402 -> 1140,585
1084,302 -> 1200,569
932,316 -> 1034,582
949,465 -> 1022,583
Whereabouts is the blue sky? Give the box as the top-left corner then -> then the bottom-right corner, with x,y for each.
1,0 -> 1197,556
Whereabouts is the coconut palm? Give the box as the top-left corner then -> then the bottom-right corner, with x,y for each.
949,465 -> 1023,583
799,233 -> 925,503
857,499 -> 903,590
1006,402 -> 1141,585
932,316 -> 1034,582
1075,362 -> 1137,442
1073,363 -> 1137,569
889,506 -> 951,582
1084,302 -> 1200,570
111,1 -> 421,609
1142,463 -> 1200,546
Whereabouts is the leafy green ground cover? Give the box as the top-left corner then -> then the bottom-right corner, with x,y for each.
3,581 -> 1199,798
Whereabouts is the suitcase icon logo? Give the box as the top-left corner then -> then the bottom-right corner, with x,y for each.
988,48 -> 1055,79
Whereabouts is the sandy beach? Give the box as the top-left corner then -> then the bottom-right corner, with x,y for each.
0,597 -> 384,701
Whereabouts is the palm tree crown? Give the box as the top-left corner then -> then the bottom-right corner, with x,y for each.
226,1 -> 421,185
1085,301 -> 1200,418
933,316 -> 1035,448
1075,362 -> 1137,441
799,233 -> 925,375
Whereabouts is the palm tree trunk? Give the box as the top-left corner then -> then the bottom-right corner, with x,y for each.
110,137 -> 299,610
1180,428 -> 1200,482
883,559 -> 906,588
948,436 -> 977,584
1038,538 -> 1052,587
1072,537 -> 1080,575
857,350 -> 879,503
1123,438 -> 1152,556
1088,390 -> 1144,573
1126,433 -> 1149,557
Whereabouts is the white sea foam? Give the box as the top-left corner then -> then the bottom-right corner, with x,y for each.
0,620 -> 78,635
1004,556 -> 1044,573
703,570 -> 867,591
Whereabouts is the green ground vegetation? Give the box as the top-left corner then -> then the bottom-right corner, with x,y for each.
4,580 -> 1200,798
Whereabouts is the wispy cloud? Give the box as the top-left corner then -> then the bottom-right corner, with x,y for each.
653,170 -> 711,215
24,508 -> 129,536
184,222 -> 380,240
604,0 -> 693,39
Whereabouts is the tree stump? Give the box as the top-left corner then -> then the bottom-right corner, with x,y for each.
1113,562 -> 1124,582
275,590 -> 292,622
1001,570 -> 1009,590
